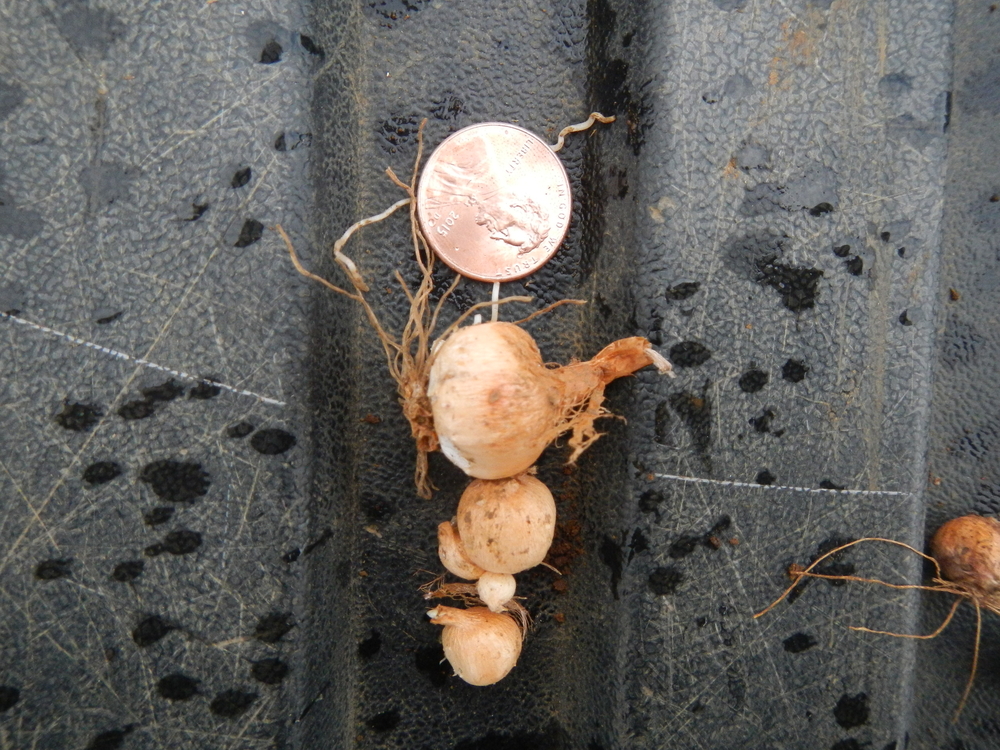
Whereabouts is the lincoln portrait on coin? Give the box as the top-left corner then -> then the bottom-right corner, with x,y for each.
472,193 -> 550,255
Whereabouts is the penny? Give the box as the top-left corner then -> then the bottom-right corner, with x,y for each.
416,123 -> 571,283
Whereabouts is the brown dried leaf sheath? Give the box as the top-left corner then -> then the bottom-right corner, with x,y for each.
557,337 -> 675,464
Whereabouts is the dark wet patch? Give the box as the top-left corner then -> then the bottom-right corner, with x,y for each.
749,409 -> 777,434
139,460 -> 210,503
234,219 -> 264,247
669,341 -> 712,367
649,566 -> 684,595
84,727 -> 134,750
55,401 -> 101,431
158,673 -> 199,700
669,386 -> 713,465
415,644 -> 449,687
145,529 -> 202,556
756,469 -> 776,485
813,535 -> 857,585
359,631 -> 382,659
52,3 -> 125,58
189,379 -> 221,399
628,528 -> 649,562
144,506 -> 174,526
600,535 -> 624,600
299,34 -> 324,56
210,690 -> 257,718
260,40 -> 282,63
723,232 -> 823,311
783,632 -> 817,653
35,558 -> 72,580
227,422 -> 255,439
639,489 -> 665,514
94,310 -> 123,324
668,534 -> 700,559
367,709 -> 401,732
252,658 -> 290,685
254,611 -> 294,643
738,368 -> 768,393
186,201 -> 209,221
141,379 -> 184,402
0,81 -> 25,121
110,560 -> 144,582
0,200 -> 43,239
665,281 -> 701,301
758,261 -> 823,312
231,167 -> 252,188
0,686 -> 19,712
782,359 -> 808,382
83,461 -> 122,485
118,399 -> 157,420
250,428 -> 296,455
132,615 -> 176,646
878,72 -> 913,96
834,692 -> 870,728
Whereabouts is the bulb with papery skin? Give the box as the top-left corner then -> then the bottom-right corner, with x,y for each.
427,605 -> 522,686
476,572 -> 517,612
438,519 -> 485,580
457,474 -> 556,574
428,322 -> 673,479
931,514 -> 1000,596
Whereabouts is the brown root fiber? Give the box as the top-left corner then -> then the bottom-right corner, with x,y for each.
754,529 -> 1000,722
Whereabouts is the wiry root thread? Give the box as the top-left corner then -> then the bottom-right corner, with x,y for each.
754,535 -> 997,722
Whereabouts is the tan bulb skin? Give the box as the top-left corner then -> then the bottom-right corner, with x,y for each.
428,322 -> 673,479
458,474 -> 556,574
428,323 -> 557,479
427,605 -> 522,686
931,514 -> 1000,596
475,572 -> 517,612
438,520 -> 486,580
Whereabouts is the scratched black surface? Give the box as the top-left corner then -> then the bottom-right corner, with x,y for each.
0,0 -> 995,749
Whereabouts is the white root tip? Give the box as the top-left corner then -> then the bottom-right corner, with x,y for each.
426,608 -> 440,619
646,346 -> 675,377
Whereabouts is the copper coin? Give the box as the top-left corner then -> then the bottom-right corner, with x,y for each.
416,123 -> 571,282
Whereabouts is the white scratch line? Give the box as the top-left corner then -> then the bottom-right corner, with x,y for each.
654,473 -> 910,497
2,313 -> 286,407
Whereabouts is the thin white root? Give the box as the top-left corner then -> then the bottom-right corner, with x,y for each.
491,282 -> 500,323
331,197 -> 412,292
550,112 -> 616,153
